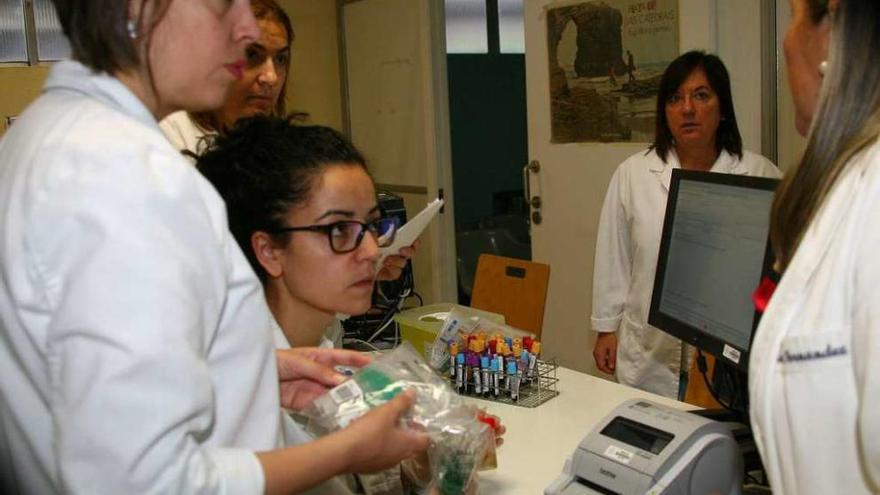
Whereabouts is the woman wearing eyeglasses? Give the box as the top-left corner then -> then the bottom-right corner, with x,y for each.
590,51 -> 781,399
197,116 -> 399,349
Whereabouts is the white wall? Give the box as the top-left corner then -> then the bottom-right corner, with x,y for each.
717,0 -> 765,157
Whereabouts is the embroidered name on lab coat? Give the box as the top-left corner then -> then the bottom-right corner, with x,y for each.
777,344 -> 847,363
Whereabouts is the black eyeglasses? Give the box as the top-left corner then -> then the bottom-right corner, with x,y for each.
269,217 -> 399,254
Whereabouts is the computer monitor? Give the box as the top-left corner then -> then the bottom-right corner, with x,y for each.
648,169 -> 779,372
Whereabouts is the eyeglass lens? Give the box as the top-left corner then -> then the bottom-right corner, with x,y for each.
330,219 -> 398,252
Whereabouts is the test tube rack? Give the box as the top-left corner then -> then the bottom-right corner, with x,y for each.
445,358 -> 559,408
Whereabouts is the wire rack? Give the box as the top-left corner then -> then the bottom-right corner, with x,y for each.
444,358 -> 559,408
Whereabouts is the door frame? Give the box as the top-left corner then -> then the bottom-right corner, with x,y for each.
337,0 -> 458,304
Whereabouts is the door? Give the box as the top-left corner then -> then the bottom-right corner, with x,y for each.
341,0 -> 457,304
524,0 -> 772,376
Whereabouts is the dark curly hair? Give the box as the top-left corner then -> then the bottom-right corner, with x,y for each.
196,116 -> 367,282
651,50 -> 743,163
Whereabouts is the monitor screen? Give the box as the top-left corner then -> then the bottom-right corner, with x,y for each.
648,169 -> 779,370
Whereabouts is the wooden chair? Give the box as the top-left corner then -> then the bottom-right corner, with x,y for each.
470,254 -> 550,338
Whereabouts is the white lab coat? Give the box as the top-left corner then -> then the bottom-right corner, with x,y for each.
272,316 -> 360,495
592,148 -> 780,398
159,110 -> 217,159
750,141 -> 880,494
0,61 -> 284,494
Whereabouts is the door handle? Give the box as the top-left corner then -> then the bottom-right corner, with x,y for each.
523,160 -> 541,205
523,160 -> 542,225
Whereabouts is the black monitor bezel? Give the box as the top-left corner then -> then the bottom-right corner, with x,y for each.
648,169 -> 779,371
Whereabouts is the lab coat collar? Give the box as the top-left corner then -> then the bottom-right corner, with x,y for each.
649,148 -> 746,191
44,60 -> 157,129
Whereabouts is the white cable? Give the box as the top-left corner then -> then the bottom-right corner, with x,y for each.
343,338 -> 383,352
365,315 -> 396,343
365,289 -> 409,343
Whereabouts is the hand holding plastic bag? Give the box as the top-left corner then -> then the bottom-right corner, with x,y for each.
301,343 -> 496,494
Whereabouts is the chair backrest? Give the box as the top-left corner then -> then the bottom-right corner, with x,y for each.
456,228 -> 531,298
470,254 -> 550,338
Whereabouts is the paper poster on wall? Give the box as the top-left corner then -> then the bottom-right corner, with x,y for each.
546,0 -> 679,144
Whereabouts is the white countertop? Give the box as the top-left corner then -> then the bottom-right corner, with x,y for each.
465,366 -> 694,495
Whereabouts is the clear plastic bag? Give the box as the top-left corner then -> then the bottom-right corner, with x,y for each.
428,306 -> 483,372
428,307 -> 536,373
301,342 -> 495,494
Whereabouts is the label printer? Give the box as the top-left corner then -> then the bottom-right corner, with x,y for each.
545,399 -> 742,495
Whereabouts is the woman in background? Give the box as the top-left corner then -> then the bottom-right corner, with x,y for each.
0,1 -> 428,493
161,0 -> 412,302
750,0 -> 880,492
591,51 -> 780,398
160,0 -> 292,155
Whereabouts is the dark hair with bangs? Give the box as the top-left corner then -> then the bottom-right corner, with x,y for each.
650,50 -> 743,163
196,116 -> 367,283
51,0 -> 167,75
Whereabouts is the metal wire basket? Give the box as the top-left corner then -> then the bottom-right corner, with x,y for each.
444,358 -> 559,408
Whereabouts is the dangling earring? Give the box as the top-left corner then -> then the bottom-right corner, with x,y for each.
819,60 -> 828,77
126,19 -> 139,40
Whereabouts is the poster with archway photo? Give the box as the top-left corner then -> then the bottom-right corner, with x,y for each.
547,0 -> 679,143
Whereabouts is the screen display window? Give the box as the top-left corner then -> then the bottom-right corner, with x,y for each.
600,416 -> 674,455
657,178 -> 775,351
